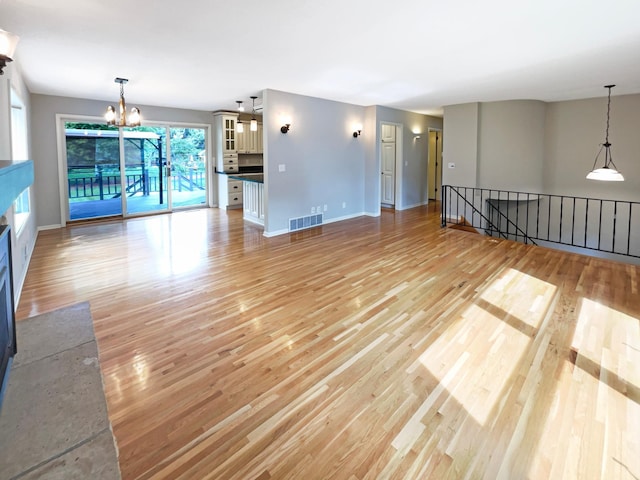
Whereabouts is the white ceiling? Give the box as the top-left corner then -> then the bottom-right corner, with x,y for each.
1,0 -> 640,116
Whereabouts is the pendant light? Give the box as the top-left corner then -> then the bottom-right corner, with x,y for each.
105,78 -> 141,127
586,85 -> 624,181
250,96 -> 258,132
234,101 -> 245,132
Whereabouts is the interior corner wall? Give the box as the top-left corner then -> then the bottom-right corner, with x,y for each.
544,93 -> 640,201
374,106 -> 443,210
442,103 -> 479,188
477,100 -> 545,192
30,94 -> 214,228
262,89 -> 367,234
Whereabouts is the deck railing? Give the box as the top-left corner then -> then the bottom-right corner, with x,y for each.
442,185 -> 640,259
68,166 -> 205,201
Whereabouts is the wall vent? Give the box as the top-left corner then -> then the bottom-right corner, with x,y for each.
289,213 -> 323,232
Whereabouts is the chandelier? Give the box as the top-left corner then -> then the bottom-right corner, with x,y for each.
105,78 -> 141,127
0,29 -> 19,75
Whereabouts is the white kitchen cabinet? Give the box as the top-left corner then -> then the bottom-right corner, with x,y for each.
217,175 -> 243,209
222,115 -> 237,152
255,124 -> 263,154
214,112 -> 240,174
237,123 -> 263,154
218,152 -> 238,173
243,180 -> 264,226
237,127 -> 247,153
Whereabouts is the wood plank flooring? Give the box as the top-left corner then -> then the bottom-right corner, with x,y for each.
16,205 -> 640,479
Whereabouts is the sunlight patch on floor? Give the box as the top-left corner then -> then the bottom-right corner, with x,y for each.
411,268 -> 557,427
479,268 -> 556,329
528,297 -> 640,479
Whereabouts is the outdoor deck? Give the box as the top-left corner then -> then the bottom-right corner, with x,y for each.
69,191 -> 207,220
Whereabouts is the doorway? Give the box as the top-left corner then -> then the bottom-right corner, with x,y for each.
380,122 -> 399,208
428,130 -> 443,201
61,121 -> 208,222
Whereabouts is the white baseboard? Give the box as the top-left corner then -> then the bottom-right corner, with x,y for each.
38,224 -> 62,231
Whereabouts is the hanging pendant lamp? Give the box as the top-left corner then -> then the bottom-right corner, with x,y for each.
250,96 -> 258,132
586,85 -> 624,181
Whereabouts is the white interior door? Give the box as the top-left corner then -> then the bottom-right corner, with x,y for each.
381,137 -> 396,206
428,130 -> 442,200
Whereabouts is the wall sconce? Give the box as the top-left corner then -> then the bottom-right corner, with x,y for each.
280,114 -> 292,134
412,129 -> 421,140
352,123 -> 363,138
0,29 -> 20,75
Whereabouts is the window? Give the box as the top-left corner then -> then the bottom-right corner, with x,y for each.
11,88 -> 30,234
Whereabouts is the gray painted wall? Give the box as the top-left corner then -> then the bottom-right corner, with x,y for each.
442,103 -> 479,188
262,89 -> 367,234
477,100 -> 545,192
31,94 -> 215,227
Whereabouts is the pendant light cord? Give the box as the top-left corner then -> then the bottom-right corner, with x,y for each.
604,85 -> 612,145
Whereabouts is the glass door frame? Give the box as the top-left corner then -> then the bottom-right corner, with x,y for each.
56,115 -> 212,226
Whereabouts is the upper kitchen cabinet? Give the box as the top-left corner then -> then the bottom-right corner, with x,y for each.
237,123 -> 263,154
213,113 -> 238,153
223,115 -> 237,152
213,112 -> 239,173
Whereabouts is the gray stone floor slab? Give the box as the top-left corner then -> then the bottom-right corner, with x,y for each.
18,429 -> 120,480
0,303 -> 120,480
12,302 -> 95,368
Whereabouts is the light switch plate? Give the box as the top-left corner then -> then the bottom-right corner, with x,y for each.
278,164 -> 286,172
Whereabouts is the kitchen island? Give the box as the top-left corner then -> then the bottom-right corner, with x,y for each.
228,174 -> 264,226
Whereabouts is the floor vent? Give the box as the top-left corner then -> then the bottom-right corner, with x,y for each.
289,213 -> 323,232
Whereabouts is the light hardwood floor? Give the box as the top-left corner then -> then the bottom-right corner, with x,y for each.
16,205 -> 640,479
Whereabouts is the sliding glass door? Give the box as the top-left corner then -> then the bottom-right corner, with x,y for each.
63,122 -> 208,222
122,127 -> 170,216
65,123 -> 123,220
168,127 -> 207,209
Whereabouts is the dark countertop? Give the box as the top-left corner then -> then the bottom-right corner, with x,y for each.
228,174 -> 264,184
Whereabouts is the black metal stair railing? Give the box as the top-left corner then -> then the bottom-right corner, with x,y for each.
441,185 -> 640,259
